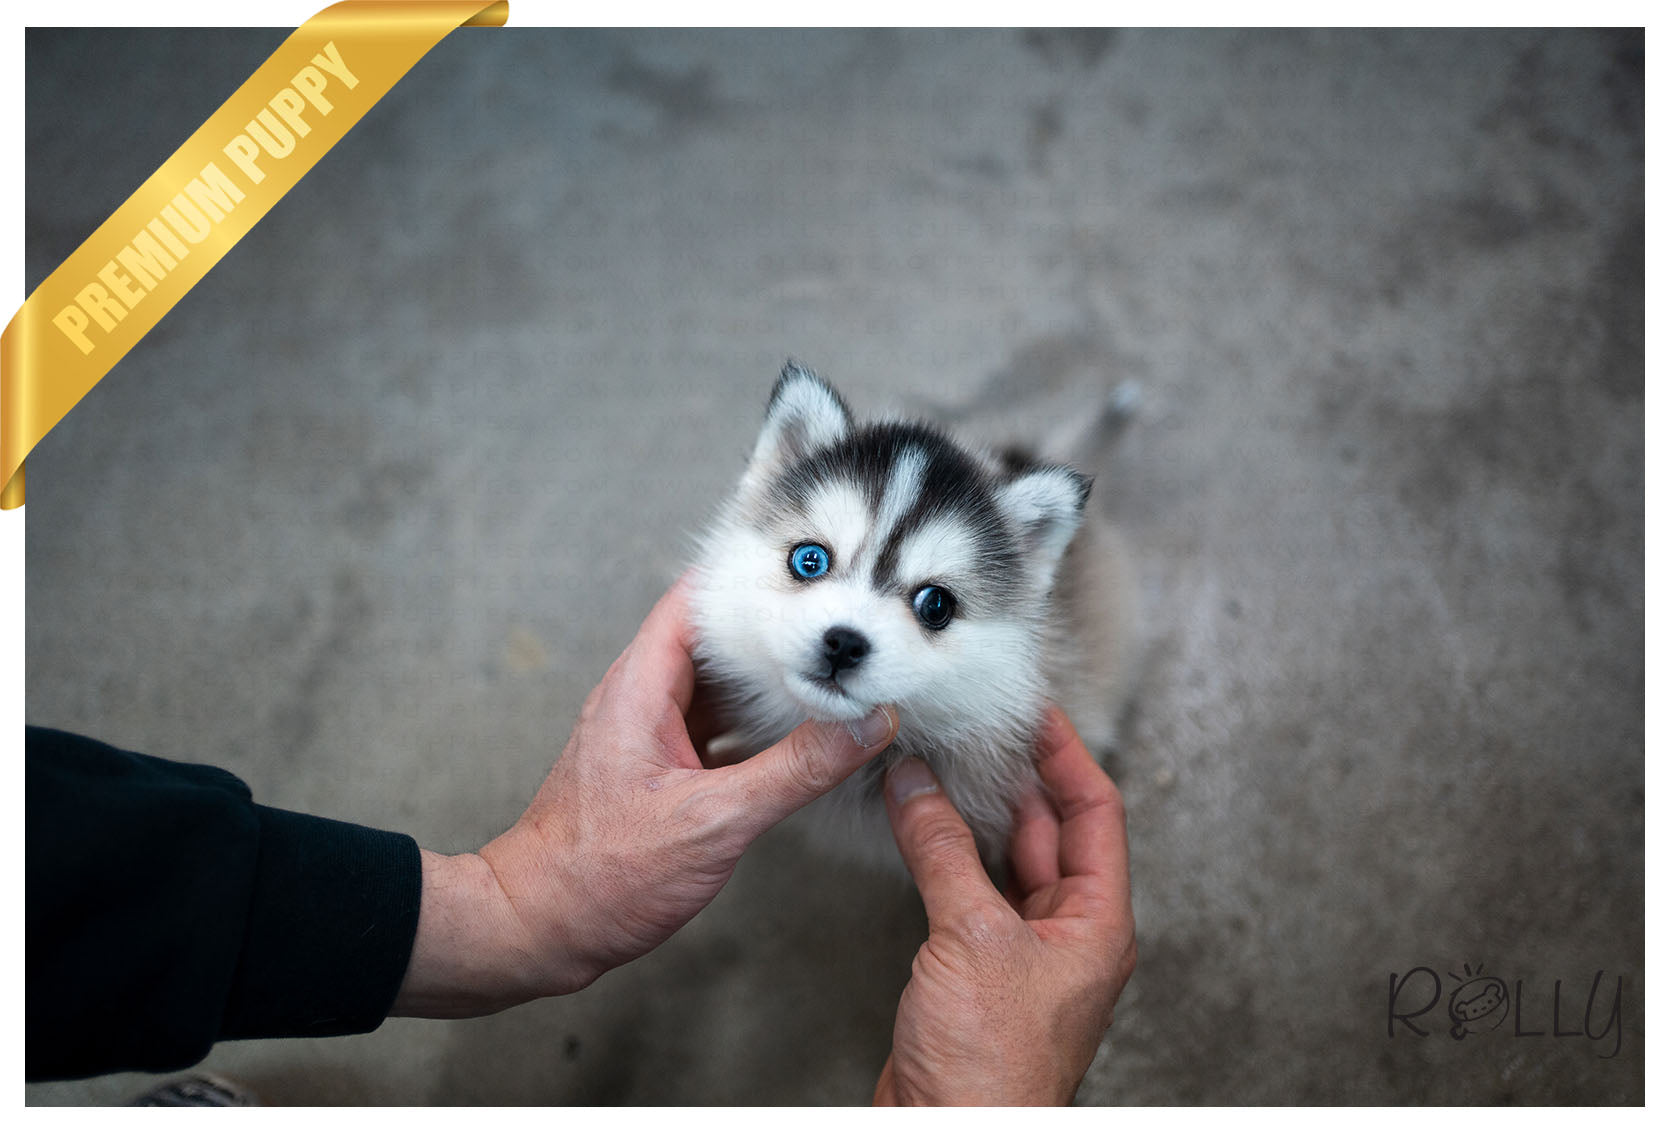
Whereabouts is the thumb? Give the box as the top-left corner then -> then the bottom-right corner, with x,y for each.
720,705 -> 898,843
884,758 -> 1004,928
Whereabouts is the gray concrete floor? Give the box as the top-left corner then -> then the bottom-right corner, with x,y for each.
23,29 -> 1641,1104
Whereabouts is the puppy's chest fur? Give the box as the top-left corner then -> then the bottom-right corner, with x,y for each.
690,363 -> 1135,868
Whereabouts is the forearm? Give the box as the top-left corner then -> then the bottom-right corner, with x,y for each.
388,849 -> 552,1018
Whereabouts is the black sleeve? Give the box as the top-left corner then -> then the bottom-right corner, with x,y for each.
25,727 -> 423,1081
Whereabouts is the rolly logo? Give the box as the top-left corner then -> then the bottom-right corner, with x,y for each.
1388,962 -> 1625,1059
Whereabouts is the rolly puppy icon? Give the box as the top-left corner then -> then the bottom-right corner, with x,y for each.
1448,963 -> 1509,1038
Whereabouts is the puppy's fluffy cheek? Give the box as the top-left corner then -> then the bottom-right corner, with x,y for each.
758,594 -> 822,672
692,527 -> 794,629
890,621 -> 1031,725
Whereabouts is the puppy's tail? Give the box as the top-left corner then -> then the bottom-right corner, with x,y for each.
1039,381 -> 1141,468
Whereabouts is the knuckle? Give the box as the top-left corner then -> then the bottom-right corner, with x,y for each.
671,782 -> 733,839
1068,773 -> 1124,830
577,685 -> 607,725
652,708 -> 695,758
1106,780 -> 1128,824
1080,767 -> 1121,811
911,812 -> 979,864
779,728 -> 840,797
1120,937 -> 1139,984
947,902 -> 1011,948
1097,927 -> 1139,992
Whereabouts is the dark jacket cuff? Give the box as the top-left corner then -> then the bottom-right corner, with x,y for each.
218,804 -> 421,1040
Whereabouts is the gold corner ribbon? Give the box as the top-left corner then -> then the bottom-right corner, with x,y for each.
0,1 -> 508,509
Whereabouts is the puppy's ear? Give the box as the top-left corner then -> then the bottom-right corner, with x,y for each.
743,361 -> 853,490
995,463 -> 1089,592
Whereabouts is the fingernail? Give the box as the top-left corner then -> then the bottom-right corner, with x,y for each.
887,757 -> 939,804
846,705 -> 896,750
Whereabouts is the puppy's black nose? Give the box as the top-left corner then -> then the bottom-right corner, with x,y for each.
822,626 -> 871,673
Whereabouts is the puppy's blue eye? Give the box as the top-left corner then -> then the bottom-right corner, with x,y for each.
789,543 -> 831,580
913,585 -> 956,630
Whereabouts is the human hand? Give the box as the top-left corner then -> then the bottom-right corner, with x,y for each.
390,574 -> 898,1017
873,705 -> 1136,1105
